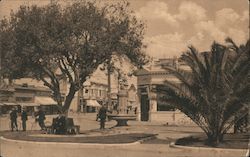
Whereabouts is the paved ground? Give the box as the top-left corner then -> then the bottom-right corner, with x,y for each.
0,113 -> 248,157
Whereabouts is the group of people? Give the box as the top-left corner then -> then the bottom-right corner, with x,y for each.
9,105 -> 130,132
9,107 -> 27,131
9,107 -> 46,131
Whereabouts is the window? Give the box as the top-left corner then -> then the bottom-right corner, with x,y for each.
79,98 -> 83,105
41,105 -> 60,115
103,90 -> 107,97
16,97 -> 32,102
99,90 -> 101,97
157,102 -> 176,111
157,93 -> 176,111
36,91 -> 50,97
94,89 -> 98,97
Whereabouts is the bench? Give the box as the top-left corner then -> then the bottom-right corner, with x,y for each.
46,117 -> 80,134
45,118 -> 57,134
66,118 -> 80,134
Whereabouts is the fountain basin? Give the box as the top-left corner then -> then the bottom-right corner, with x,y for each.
108,114 -> 136,127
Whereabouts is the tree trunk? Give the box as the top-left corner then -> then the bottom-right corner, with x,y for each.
62,84 -> 76,114
206,132 -> 224,146
54,91 -> 64,114
55,84 -> 76,135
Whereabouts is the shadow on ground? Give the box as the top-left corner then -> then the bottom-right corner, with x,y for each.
141,137 -> 173,144
175,133 -> 249,149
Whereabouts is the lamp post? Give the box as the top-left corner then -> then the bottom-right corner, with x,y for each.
107,60 -> 112,110
0,47 -> 3,87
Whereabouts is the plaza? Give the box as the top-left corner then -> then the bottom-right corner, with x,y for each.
0,113 -> 248,157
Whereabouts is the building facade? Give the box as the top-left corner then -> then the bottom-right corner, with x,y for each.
135,58 -> 194,125
77,80 -> 108,113
0,80 -> 58,115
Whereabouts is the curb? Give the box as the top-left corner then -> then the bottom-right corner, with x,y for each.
0,136 -> 138,146
169,142 -> 248,153
137,134 -> 158,144
0,134 -> 157,147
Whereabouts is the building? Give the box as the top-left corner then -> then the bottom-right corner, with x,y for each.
0,65 -> 136,115
135,58 -> 193,124
0,80 -> 58,115
77,80 -> 108,113
71,66 -> 137,113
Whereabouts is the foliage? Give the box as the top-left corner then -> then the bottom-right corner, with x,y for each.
0,18 -> 28,80
157,38 -> 250,145
0,1 -> 147,113
98,1 -> 149,107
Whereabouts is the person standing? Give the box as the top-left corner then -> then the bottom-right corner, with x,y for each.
10,108 -> 18,131
98,105 -> 107,130
134,107 -> 137,115
36,107 -> 46,130
21,108 -> 28,131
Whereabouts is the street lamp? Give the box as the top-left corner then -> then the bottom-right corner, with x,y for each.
0,48 -> 2,87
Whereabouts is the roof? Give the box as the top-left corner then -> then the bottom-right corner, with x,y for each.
86,100 -> 101,107
14,84 -> 51,92
35,96 -> 57,105
134,68 -> 150,76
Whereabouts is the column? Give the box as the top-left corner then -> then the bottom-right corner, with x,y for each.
117,89 -> 128,114
149,91 -> 157,121
136,91 -> 141,121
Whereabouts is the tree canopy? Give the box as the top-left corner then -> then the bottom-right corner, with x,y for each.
0,1 -> 147,113
157,38 -> 250,145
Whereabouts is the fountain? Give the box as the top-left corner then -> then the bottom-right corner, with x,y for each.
108,83 -> 136,127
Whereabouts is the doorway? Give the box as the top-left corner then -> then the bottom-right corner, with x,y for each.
140,94 -> 149,121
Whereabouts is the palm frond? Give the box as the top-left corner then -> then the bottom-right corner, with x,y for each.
158,38 -> 249,145
157,84 -> 210,133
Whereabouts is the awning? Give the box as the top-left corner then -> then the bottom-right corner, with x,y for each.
35,97 -> 57,105
3,102 -> 18,106
86,100 -> 101,107
18,102 -> 40,106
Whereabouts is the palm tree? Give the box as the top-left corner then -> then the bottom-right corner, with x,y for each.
157,39 -> 249,146
225,38 -> 250,133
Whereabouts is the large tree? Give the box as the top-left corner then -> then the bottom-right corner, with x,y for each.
157,39 -> 249,146
0,18 -> 28,83
99,1 -> 148,107
0,1 -> 147,114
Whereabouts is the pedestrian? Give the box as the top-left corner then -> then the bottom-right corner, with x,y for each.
54,114 -> 66,134
21,107 -> 28,131
98,105 -> 107,130
10,107 -> 18,131
134,107 -> 137,115
96,113 -> 99,121
36,107 -> 46,130
114,103 -> 119,114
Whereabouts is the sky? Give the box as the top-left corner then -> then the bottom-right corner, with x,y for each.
0,0 -> 249,58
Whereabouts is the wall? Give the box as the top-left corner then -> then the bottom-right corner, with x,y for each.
150,111 -> 195,126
